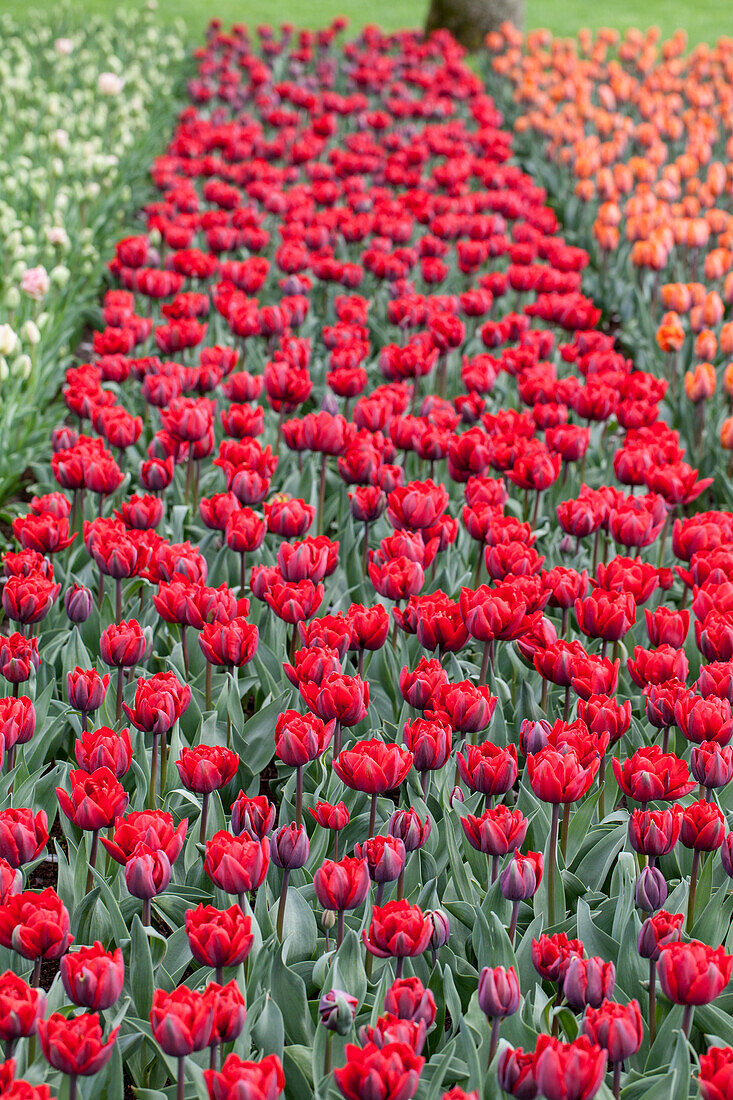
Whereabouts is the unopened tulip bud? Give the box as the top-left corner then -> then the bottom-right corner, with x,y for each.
64,584 -> 93,624
318,988 -> 358,1034
270,824 -> 310,870
635,866 -> 668,912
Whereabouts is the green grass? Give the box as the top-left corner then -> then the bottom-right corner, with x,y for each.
0,0 -> 729,45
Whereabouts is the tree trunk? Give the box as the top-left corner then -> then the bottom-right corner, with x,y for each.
425,0 -> 523,51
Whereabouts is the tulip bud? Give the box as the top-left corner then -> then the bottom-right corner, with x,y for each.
449,786 -> 465,807
426,909 -> 451,952
635,866 -> 668,913
318,988 -> 358,1034
125,844 -> 172,899
270,824 -> 310,870
563,956 -> 616,1011
500,850 -> 543,901
477,965 -> 520,1019
519,719 -> 552,756
497,1046 -> 538,1100
64,584 -> 93,624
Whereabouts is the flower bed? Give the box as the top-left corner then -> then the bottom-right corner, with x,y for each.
0,6 -> 186,507
484,24 -> 733,493
0,17 -> 731,1100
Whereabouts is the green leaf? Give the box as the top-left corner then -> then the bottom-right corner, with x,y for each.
252,995 -> 284,1062
283,1045 -> 315,1100
279,886 -> 318,964
130,915 -> 155,1019
232,692 -> 287,777
270,949 -> 315,1046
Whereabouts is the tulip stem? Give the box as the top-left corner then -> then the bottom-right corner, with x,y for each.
295,766 -> 303,829
479,641 -> 491,686
149,732 -> 159,809
31,957 -> 41,988
160,730 -> 168,796
337,909 -> 345,948
240,552 -> 247,597
560,802 -> 570,861
68,1075 -> 78,1100
508,900 -> 519,945
362,521 -> 369,577
177,1055 -> 186,1100
116,665 -> 124,723
648,959 -> 657,1045
490,854 -> 499,884
488,1017 -> 501,1065
86,829 -> 99,894
563,685 -> 571,722
181,626 -> 189,678
334,721 -> 342,758
473,543 -> 484,588
277,869 -> 290,941
598,755 -> 606,821
199,792 -> 210,845
115,578 -> 122,623
205,661 -> 212,711
532,490 -> 541,529
209,1043 -> 218,1072
143,898 -> 151,927
687,849 -> 701,932
548,803 -> 560,925
395,957 -> 404,979
317,454 -> 328,536
661,725 -> 670,753
681,1004 -> 694,1038
612,1062 -> 621,1100
4,1040 -> 14,1062
368,792 -> 378,838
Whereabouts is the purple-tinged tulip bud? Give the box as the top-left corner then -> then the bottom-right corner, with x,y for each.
500,850 -> 544,902
354,835 -> 405,884
426,909 -> 451,951
691,742 -> 733,789
497,1045 -> 539,1099
563,956 -> 615,1011
318,989 -> 358,1034
64,584 -> 94,624
635,866 -> 668,913
124,844 -> 171,899
388,808 -> 431,852
519,719 -> 551,757
637,910 -> 684,961
270,823 -> 310,870
52,426 -> 78,452
449,786 -> 465,807
722,833 -> 733,879
477,965 -> 520,1019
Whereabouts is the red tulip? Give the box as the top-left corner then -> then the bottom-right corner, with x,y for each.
150,986 -> 214,1057
185,904 -> 254,971
176,746 -> 239,794
582,1000 -> 643,1063
334,1041 -> 424,1100
533,1035 -> 606,1100
363,900 -> 432,959
657,940 -> 733,1005
205,1053 -> 285,1100
204,831 -> 270,896
38,1012 -> 118,1076
60,942 -> 124,1010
